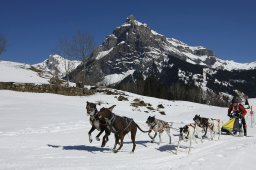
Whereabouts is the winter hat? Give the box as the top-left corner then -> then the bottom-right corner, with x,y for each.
231,97 -> 239,103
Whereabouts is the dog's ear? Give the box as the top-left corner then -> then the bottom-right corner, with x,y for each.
184,125 -> 189,131
86,101 -> 89,104
179,127 -> 184,133
108,105 -> 116,112
100,107 -> 105,111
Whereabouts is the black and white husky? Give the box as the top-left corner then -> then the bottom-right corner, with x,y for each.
85,102 -> 115,147
193,114 -> 223,140
146,116 -> 172,144
176,123 -> 203,154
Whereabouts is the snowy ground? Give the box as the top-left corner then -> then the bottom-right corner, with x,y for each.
0,90 -> 256,170
0,61 -> 49,84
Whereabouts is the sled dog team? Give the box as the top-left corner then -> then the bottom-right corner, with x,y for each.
86,101 -> 223,154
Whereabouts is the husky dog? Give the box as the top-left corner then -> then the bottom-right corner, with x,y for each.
146,116 -> 172,144
208,118 -> 223,140
193,114 -> 209,137
176,123 -> 203,154
86,102 -> 115,147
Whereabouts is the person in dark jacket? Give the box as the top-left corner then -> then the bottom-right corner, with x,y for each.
228,97 -> 247,136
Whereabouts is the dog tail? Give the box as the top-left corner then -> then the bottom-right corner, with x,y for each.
136,124 -> 151,133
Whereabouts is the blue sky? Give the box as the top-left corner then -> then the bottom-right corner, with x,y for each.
0,0 -> 255,64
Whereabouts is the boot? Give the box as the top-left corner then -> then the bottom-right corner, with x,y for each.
244,128 -> 247,136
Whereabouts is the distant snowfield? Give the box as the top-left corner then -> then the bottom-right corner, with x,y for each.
0,61 -> 49,84
0,90 -> 256,170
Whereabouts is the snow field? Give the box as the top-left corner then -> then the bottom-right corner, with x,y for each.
0,90 -> 256,170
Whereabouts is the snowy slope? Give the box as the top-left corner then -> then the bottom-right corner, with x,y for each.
0,55 -> 81,84
0,90 -> 255,170
0,61 -> 49,84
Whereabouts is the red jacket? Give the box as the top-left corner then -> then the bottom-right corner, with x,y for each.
228,103 -> 247,117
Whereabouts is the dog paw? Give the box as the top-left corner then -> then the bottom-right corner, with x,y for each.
96,137 -> 100,141
89,139 -> 93,143
112,149 -> 118,153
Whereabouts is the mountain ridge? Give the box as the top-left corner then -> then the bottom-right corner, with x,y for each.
69,16 -> 256,106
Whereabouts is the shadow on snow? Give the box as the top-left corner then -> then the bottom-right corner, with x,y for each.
157,144 -> 190,154
47,144 -> 111,153
157,144 -> 176,152
123,140 -> 151,147
47,140 -> 150,153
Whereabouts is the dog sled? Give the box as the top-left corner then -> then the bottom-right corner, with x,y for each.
221,116 -> 243,136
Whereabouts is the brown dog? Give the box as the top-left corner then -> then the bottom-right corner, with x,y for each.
96,107 -> 150,153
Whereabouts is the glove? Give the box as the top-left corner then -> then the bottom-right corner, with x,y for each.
228,113 -> 233,118
234,113 -> 242,119
230,112 -> 236,118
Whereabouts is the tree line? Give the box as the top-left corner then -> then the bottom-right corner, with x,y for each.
116,76 -> 229,107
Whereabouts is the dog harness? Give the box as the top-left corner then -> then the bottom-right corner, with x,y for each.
106,113 -> 133,133
106,114 -> 117,133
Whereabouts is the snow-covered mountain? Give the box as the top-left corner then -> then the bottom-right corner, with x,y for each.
0,54 -> 81,84
70,15 -> 256,105
33,54 -> 81,78
166,37 -> 256,71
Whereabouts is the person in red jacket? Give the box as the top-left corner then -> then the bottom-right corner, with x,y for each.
228,97 -> 247,136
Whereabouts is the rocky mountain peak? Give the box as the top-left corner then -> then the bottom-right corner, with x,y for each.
126,15 -> 136,23
33,54 -> 81,78
70,16 -> 256,106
